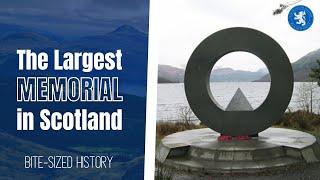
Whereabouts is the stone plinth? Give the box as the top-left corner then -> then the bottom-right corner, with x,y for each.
156,128 -> 320,174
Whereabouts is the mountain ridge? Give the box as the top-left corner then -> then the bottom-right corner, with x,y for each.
159,48 -> 320,83
158,65 -> 266,83
256,48 -> 320,82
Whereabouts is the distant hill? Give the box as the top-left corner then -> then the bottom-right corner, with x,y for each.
257,49 -> 320,82
158,65 -> 184,83
159,48 -> 320,83
158,65 -> 266,83
0,23 -> 62,43
0,32 -> 59,52
210,68 -> 265,82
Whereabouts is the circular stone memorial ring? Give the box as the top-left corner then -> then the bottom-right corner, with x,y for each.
184,27 -> 293,136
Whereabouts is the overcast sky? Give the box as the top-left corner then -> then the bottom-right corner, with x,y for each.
154,0 -> 320,71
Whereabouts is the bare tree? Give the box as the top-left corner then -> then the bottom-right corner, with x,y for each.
178,106 -> 193,127
310,60 -> 320,86
297,82 -> 317,113
273,0 -> 303,15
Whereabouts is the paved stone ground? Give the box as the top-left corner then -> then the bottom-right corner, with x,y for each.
173,162 -> 320,180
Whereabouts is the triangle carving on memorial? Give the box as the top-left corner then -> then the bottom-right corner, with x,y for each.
225,88 -> 253,111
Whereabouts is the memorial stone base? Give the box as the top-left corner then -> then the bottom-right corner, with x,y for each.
156,128 -> 320,174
